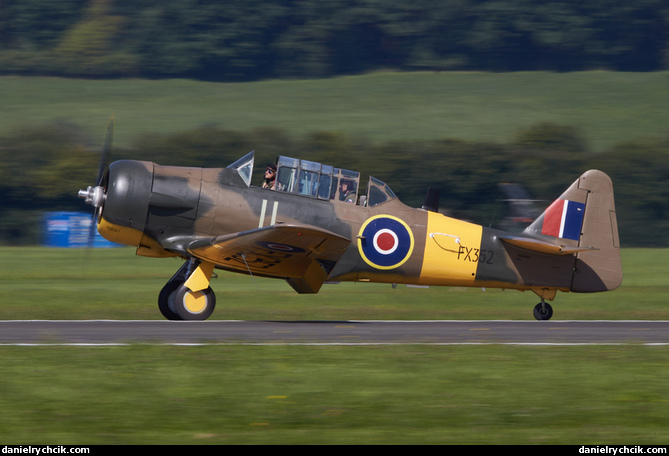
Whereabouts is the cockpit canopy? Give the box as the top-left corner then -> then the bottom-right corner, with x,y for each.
227,151 -> 397,208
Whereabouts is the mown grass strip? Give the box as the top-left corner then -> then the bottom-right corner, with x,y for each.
0,344 -> 667,444
1,72 -> 666,151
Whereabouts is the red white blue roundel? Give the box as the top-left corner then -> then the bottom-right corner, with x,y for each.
358,215 -> 415,270
256,241 -> 305,253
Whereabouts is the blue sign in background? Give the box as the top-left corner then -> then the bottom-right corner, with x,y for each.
43,212 -> 120,248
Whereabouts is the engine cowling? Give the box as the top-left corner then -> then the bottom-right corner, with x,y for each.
97,160 -> 153,247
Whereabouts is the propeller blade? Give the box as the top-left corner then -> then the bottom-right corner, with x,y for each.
79,115 -> 115,249
96,115 -> 115,186
87,209 -> 98,249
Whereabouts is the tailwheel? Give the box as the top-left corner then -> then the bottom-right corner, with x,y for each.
171,283 -> 216,321
533,301 -> 553,321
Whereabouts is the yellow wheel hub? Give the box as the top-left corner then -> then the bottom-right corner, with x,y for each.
183,290 -> 208,314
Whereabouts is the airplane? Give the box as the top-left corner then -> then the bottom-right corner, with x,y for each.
78,118 -> 622,321
496,182 -> 543,232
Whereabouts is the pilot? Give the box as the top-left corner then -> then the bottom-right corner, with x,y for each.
339,180 -> 356,203
262,163 -> 277,189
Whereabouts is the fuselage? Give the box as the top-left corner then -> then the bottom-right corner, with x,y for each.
96,159 -> 578,296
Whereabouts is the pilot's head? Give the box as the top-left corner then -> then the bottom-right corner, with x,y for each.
265,163 -> 276,179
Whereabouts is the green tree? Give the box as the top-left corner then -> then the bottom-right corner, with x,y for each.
0,0 -> 87,50
0,123 -> 96,205
53,0 -> 137,75
590,138 -> 669,246
508,122 -> 588,199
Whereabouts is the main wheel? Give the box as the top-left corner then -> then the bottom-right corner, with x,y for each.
171,284 -> 216,321
533,302 -> 553,321
158,281 -> 183,320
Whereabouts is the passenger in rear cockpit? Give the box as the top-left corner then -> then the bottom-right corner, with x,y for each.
339,179 -> 356,203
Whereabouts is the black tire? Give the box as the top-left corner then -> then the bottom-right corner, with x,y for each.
158,280 -> 183,320
533,302 -> 553,321
172,284 -> 216,321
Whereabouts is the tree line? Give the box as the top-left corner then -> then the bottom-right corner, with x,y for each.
1,0 -> 667,80
0,122 -> 666,246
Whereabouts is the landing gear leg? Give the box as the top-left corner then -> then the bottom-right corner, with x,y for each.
158,259 -> 217,321
533,300 -> 554,321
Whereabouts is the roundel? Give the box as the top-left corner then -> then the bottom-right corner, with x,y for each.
256,241 -> 305,253
358,215 -> 415,270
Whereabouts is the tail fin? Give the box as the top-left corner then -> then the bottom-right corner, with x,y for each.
524,170 -> 622,292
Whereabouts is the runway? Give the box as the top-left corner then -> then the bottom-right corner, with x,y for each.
0,320 -> 668,345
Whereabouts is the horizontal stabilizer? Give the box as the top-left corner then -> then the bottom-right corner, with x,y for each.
499,235 -> 599,256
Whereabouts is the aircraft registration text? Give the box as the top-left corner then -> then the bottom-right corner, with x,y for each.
457,245 -> 494,264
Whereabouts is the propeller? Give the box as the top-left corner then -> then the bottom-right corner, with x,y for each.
78,115 -> 114,209
78,115 -> 115,246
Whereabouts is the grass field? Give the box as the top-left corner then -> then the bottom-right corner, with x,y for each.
1,71 -> 667,151
0,247 -> 668,444
0,247 -> 667,321
1,344 -> 668,445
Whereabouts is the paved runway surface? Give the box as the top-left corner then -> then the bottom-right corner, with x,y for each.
1,320 -> 668,345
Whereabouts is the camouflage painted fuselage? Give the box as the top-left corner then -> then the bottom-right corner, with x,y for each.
97,158 -> 622,300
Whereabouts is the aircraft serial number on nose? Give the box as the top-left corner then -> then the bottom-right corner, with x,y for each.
457,245 -> 494,264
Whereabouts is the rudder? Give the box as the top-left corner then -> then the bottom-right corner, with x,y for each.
571,170 -> 622,292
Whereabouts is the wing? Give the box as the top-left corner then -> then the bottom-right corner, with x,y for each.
187,224 -> 351,294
